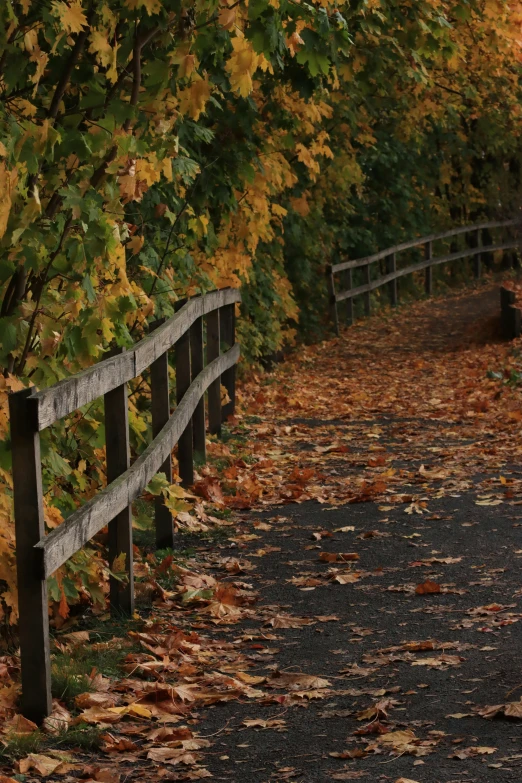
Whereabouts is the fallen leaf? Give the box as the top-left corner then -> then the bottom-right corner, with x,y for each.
415,580 -> 441,595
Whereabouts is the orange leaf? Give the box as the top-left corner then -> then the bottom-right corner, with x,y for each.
415,580 -> 441,595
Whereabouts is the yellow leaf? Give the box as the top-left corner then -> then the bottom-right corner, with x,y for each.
218,6 -> 237,29
226,37 -> 260,97
108,703 -> 152,718
127,234 -> 144,255
44,504 -> 63,529
161,157 -> 173,182
29,46 -> 49,91
0,163 -> 18,240
178,74 -> 212,121
100,317 -> 114,342
111,552 -> 126,575
88,30 -> 114,68
51,1 -> 89,34
24,28 -> 38,52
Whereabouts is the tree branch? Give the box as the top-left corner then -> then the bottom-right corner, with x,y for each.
15,216 -> 73,376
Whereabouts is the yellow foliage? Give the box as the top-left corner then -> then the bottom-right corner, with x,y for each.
51,1 -> 88,34
178,74 -> 213,120
0,163 -> 18,240
226,37 -> 261,97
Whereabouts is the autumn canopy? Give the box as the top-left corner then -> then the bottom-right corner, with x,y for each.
0,0 -> 522,619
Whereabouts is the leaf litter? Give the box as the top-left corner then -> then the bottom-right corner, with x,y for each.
4,287 -> 522,780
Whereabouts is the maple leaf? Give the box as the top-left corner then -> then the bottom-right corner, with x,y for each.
415,580 -> 441,595
18,754 -> 71,776
450,746 -> 497,759
267,672 -> 330,690
194,476 -> 225,504
319,552 -> 359,562
265,614 -> 313,628
51,1 -> 88,34
5,714 -> 38,735
225,36 -> 260,97
42,701 -> 71,734
178,74 -> 212,121
0,163 -> 18,240
75,692 -> 120,709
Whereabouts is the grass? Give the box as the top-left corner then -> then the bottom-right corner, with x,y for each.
0,725 -> 102,761
51,642 -> 128,706
51,657 -> 93,706
51,614 -> 142,707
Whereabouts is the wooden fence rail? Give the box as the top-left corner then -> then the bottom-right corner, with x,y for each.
327,218 -> 521,334
8,287 -> 241,723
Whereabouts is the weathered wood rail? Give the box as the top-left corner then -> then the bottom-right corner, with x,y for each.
8,287 -> 241,723
328,218 -> 521,334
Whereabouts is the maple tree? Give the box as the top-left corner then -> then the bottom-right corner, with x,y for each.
0,0 -> 521,631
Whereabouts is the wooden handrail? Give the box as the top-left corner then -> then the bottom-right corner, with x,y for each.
8,287 -> 242,723
31,288 -> 241,430
331,218 -> 519,274
36,345 -> 239,578
334,241 -> 519,302
328,219 -> 521,333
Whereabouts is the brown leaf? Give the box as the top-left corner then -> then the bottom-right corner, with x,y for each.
147,726 -> 193,742
450,746 -> 496,759
504,701 -> 522,718
415,580 -> 441,595
76,692 -> 120,710
78,707 -> 123,725
18,754 -> 71,777
194,477 -> 224,504
267,672 -> 330,690
147,747 -> 199,764
42,701 -> 71,734
6,714 -> 38,735
265,614 -> 313,628
91,769 -> 121,783
319,552 -> 359,562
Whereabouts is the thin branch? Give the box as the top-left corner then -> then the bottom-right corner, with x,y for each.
48,20 -> 91,121
15,216 -> 73,376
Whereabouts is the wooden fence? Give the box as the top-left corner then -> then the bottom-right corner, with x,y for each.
8,287 -> 241,723
327,218 -> 521,334
500,286 -> 522,339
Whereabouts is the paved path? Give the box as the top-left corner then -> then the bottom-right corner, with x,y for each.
195,285 -> 522,783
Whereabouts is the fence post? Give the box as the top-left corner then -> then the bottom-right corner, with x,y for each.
474,229 -> 482,279
425,241 -> 433,296
344,269 -> 353,325
387,253 -> 397,306
220,300 -> 236,421
206,308 -> 221,436
104,355 -> 134,616
175,301 -> 194,487
190,310 -> 206,461
363,263 -> 371,316
150,320 -> 175,550
9,388 -> 52,723
326,265 -> 339,335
